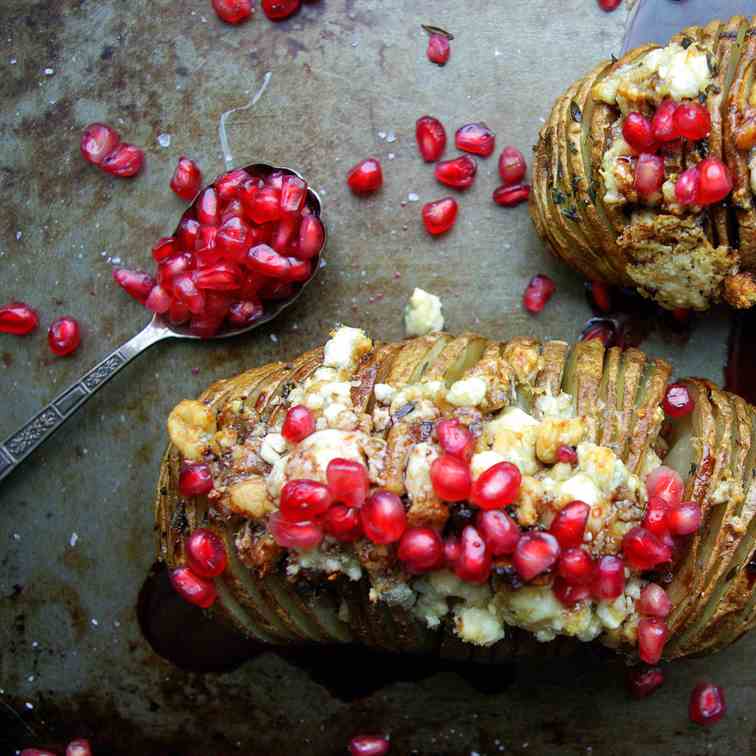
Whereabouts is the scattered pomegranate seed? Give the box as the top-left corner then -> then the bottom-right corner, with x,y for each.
269,511 -> 324,550
216,168 -> 251,203
282,404 -> 315,443
398,527 -> 444,573
689,682 -> 727,726
324,504 -> 362,542
112,268 -> 155,304
101,142 -> 144,177
65,741 -> 92,756
280,479 -> 332,522
426,33 -> 450,66
673,102 -> 711,141
347,158 -> 383,195
475,509 -> 520,555
361,490 -> 407,544
454,525 -> 492,583
455,122 -> 495,157
637,582 -> 672,618
196,187 -> 220,226
492,183 -> 531,207
671,307 -> 690,323
580,322 -> 613,346
553,576 -> 592,607
663,382 -> 694,418
297,215 -> 325,259
626,666 -> 665,699
598,0 -> 622,11
470,461 -> 521,510
675,165 -> 700,206
556,445 -> 578,464
634,153 -> 665,198
327,458 -> 369,509
0,301 -> 39,335
622,112 -> 657,152
212,0 -> 254,24
651,100 -> 679,142
591,555 -> 625,600
186,528 -> 228,578
522,274 -> 556,314
513,532 -> 560,581
588,280 -> 611,312
696,157 -> 733,205
557,547 -> 594,585
416,115 -> 447,161
550,500 -> 590,548
434,155 -> 477,190
261,0 -> 301,21
436,418 -> 475,461
179,462 -> 214,497
348,735 -> 391,756
646,466 -> 684,508
622,526 -> 672,570
170,565 -> 217,608
498,146 -> 527,185
48,316 -> 81,357
642,496 -> 670,537
170,156 -> 202,201
20,750 -> 56,756
431,453 -> 472,501
637,616 -> 669,664
80,122 -> 120,166
422,197 -> 458,235
666,500 -> 702,536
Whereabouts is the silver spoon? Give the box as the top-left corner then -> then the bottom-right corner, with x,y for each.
0,162 -> 325,483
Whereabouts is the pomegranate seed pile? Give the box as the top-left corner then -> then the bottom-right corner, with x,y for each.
21,738 -> 92,756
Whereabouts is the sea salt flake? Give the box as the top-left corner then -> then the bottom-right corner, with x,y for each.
407,192 -> 419,202
69,532 -> 79,547
270,334 -> 278,343
157,133 -> 171,148
43,67 -> 54,76
386,130 -> 397,143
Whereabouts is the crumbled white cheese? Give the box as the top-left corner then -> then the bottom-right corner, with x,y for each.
470,451 -> 507,480
260,432 -> 287,465
287,545 -> 363,580
282,429 -> 366,484
534,392 -> 575,420
601,131 -> 633,205
577,442 -> 629,493
446,377 -> 487,407
322,326 -> 373,370
405,442 -> 439,504
484,406 -> 541,475
711,479 -> 735,505
454,606 -> 506,646
373,383 -> 396,404
404,287 -> 444,337
558,472 -> 602,507
390,381 -> 446,413
412,570 -> 493,630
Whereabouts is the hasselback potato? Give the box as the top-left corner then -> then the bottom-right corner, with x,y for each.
155,327 -> 756,662
530,15 -> 756,311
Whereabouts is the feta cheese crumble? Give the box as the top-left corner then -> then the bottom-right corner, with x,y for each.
404,287 -> 444,336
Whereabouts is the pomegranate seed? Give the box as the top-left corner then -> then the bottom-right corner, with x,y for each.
550,500 -> 590,548
186,528 -> 228,578
637,616 -> 668,664
672,307 -> 690,323
212,0 -> 253,24
436,418 -> 475,461
651,99 -> 680,142
327,458 -> 369,508
170,156 -> 202,201
19,750 -> 56,756
178,217 -> 201,250
282,404 -> 315,443
0,302 -> 39,335
498,146 -> 527,185
174,274 -> 206,314
101,142 -> 144,177
152,236 -> 177,262
430,453 -> 472,501
248,186 -> 284,224
642,496 -> 670,537
347,158 -> 383,195
454,525 -> 492,583
204,292 -> 232,319
170,566 -> 217,608
470,461 -> 521,510
591,555 -> 625,600
673,102 -> 711,141
297,215 -> 325,259
434,155 -> 477,190
626,666 -> 664,699
455,122 -> 495,157
598,0 -> 622,11
266,171 -> 286,190
581,322 -> 613,346
361,490 -> 407,544
696,157 -> 733,205
666,501 -> 702,536
589,280 -> 612,312
280,479 -> 332,522
675,166 -> 700,206
227,299 -> 263,328
261,0 -> 301,21
422,197 -> 458,235
444,534 -> 461,567
48,316 -> 81,357
271,214 -> 299,253
189,315 -> 224,338
646,466 -> 684,508
285,257 -> 311,283
475,509 -> 520,555
269,511 -> 323,550
280,175 -> 307,214
492,184 -> 531,207
663,382 -> 694,417
397,527 -> 444,573
634,153 -> 665,198
324,504 -> 362,542
348,735 -> 391,756
178,462 -> 214,497
557,547 -> 594,585
66,740 -> 93,756
426,32 -> 450,65
80,122 -> 120,166
194,264 -> 242,291
259,279 -> 295,301
622,112 -> 657,152
145,284 -> 173,314
216,168 -> 251,203
215,216 -> 252,260
513,532 -> 560,581
196,187 -> 220,226
416,115 -> 447,162
622,526 -> 672,570
689,682 -> 727,726
522,274 -> 556,313
637,582 -> 672,618
553,576 -> 592,607
556,445 -> 578,464
246,244 -> 291,278
159,253 -> 196,283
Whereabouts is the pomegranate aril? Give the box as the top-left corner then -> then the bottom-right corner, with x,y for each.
280,175 -> 307,214
666,500 -> 702,536
101,142 -> 144,177
646,466 -> 684,508
178,461 -> 213,497
145,284 -> 173,314
259,279 -> 295,301
556,445 -> 577,465
159,253 -> 195,285
696,157 -> 733,205
637,616 -> 668,664
436,418 -> 475,461
282,404 -> 316,443
513,532 -> 560,581
246,186 -> 283,224
266,171 -> 286,190
113,268 -> 155,303
622,112 -> 657,152
426,32 -> 450,65
170,156 -> 202,201
398,527 -> 444,573
216,168 -> 251,203
523,274 -> 556,314
589,280 -> 611,312
178,217 -> 201,250
152,236 -> 177,262
444,534 -> 461,567
80,122 -> 120,166
174,274 -> 206,315
168,299 -> 190,325
598,0 -> 622,11
269,511 -> 324,550
498,145 -> 527,185
455,525 -> 492,583
204,291 -> 232,319
280,479 -> 332,522
297,215 -> 325,259
284,256 -> 311,283
261,0 -> 300,21
557,547 -> 594,585
272,214 -> 299,253
48,316 -> 81,357
324,504 -> 362,542
651,99 -> 679,142
212,0 -> 254,24
186,527 -> 228,578
675,166 -> 700,206
66,740 -> 93,756
215,216 -> 252,260
196,187 -> 220,226
0,302 -> 39,335
622,526 -> 672,570
673,101 -> 711,141
422,197 -> 458,235
637,582 -> 672,618
221,199 -> 245,224
553,576 -> 592,607
689,682 -> 727,727
348,735 -> 391,756
662,382 -> 694,417
416,115 -> 447,162
189,315 -> 224,338
550,500 -> 589,548
327,458 -> 369,508
581,323 -> 613,346
492,183 -> 530,207
627,666 -> 664,699
246,243 -> 291,278
642,496 -> 670,537
634,153 -> 665,198
455,122 -> 495,157
194,264 -> 242,291
470,461 -> 521,510
347,158 -> 383,195
20,750 -> 56,756
475,509 -> 520,556
361,490 -> 407,544
434,155 -> 477,190
592,555 -> 625,600
430,453 -> 472,501
170,566 -> 217,608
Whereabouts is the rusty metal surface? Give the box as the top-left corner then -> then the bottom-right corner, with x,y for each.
0,0 -> 750,754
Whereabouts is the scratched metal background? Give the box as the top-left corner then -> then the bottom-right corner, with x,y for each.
1,1 -> 753,754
